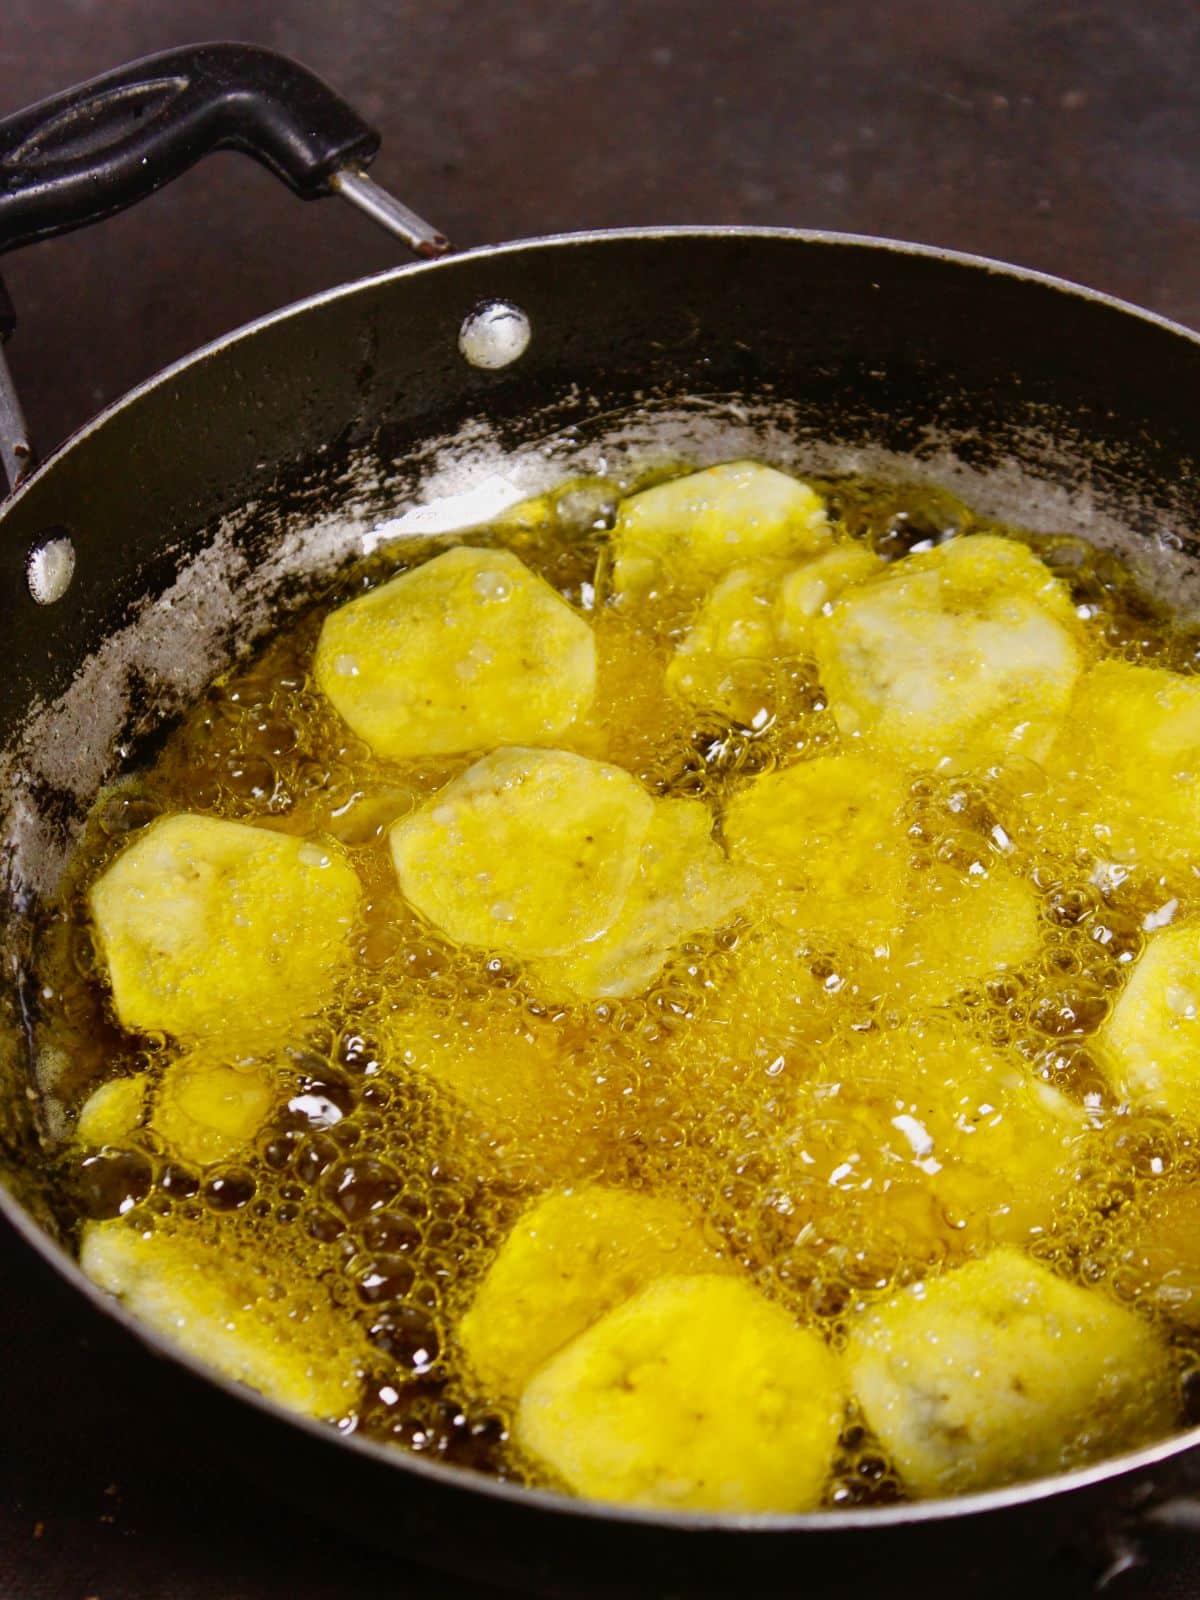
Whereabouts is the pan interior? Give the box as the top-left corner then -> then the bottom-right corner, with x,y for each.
2,231 -> 1200,1526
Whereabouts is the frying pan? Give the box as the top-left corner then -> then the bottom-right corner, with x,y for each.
2,41 -> 1200,1599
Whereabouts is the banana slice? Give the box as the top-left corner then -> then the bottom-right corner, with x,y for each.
574,606 -> 697,774
885,859 -> 1041,1007
1106,1183 -> 1200,1325
153,1050 -> 277,1167
531,798 -> 752,1001
764,1027 -> 1086,1275
724,754 -> 911,944
665,557 -> 793,720
459,1187 -> 723,1400
381,998 -> 604,1185
724,753 -> 1038,1003
1037,660 -> 1200,880
76,1075 -> 147,1145
389,748 -> 653,960
1095,923 -> 1200,1115
516,1273 -> 844,1511
699,917 -> 848,1069
813,535 -> 1083,770
667,546 -> 882,719
775,545 -> 888,646
81,1218 -> 369,1419
89,814 -> 361,1040
670,558 -> 792,685
80,1051 -> 278,1167
314,546 -> 595,759
779,864 -> 1041,1016
847,1249 -> 1176,1497
611,462 -> 829,598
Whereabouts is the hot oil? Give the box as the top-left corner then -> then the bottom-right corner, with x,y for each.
35,472 -> 1200,1502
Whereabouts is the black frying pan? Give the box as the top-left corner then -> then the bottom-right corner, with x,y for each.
2,42 -> 1200,1599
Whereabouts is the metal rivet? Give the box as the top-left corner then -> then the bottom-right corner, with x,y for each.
458,300 -> 532,370
27,534 -> 75,605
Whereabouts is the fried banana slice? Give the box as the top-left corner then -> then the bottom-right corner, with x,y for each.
89,814 -> 361,1040
459,1187 -> 723,1400
1095,923 -> 1200,1115
1037,660 -> 1200,881
885,858 -> 1041,1006
1105,1183 -> 1200,1325
81,1218 -> 370,1419
389,748 -> 653,960
763,1027 -> 1086,1276
669,558 -> 793,689
776,545 -> 889,648
611,461 -> 829,598
76,1075 -> 147,1146
847,1249 -> 1176,1497
813,535 -> 1083,770
314,546 -> 595,759
569,605 -> 698,775
696,916 -> 848,1070
531,798 -> 752,1001
152,1050 -> 276,1167
517,1273 -> 844,1511
380,998 -> 607,1186
723,754 -> 911,944
667,546 -> 883,719
725,749 -> 1039,1003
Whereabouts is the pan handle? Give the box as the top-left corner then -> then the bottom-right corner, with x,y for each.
0,41 -> 446,257
0,42 -> 448,490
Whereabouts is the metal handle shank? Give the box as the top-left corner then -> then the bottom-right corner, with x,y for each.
0,41 -> 382,254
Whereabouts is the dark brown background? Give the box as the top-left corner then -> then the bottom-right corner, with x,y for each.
2,2 -> 1200,1596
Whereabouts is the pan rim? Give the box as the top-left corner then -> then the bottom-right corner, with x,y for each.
3,220 -> 1200,1534
2,219 -> 1199,522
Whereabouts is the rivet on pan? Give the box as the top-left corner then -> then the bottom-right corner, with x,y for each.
27,533 -> 76,605
458,301 -> 532,370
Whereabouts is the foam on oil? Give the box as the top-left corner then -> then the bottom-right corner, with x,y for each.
34,470 -> 1200,1499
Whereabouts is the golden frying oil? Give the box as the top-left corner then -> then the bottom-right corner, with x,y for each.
35,471 -> 1200,1499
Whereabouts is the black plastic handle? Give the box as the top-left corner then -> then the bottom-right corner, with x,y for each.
0,42 -> 381,255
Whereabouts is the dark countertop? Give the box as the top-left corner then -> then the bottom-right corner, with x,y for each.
2,2 -> 1200,1596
